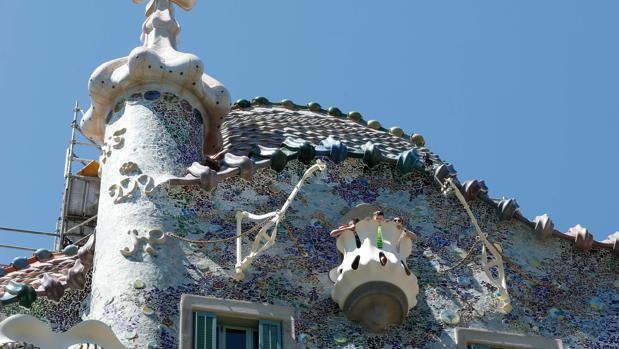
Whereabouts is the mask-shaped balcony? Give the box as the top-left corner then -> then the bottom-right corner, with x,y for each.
330,218 -> 419,332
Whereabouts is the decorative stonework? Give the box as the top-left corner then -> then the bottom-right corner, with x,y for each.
233,160 -> 327,280
0,314 -> 124,349
566,224 -> 594,252
99,128 -> 126,166
81,0 -> 230,155
534,214 -> 554,240
118,161 -> 141,176
107,174 -> 154,204
120,229 -> 168,257
115,159 -> 616,348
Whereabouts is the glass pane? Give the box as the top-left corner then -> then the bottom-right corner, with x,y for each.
259,322 -> 281,349
195,314 -> 206,349
270,325 -> 279,349
253,330 -> 259,349
205,317 -> 215,349
226,328 -> 247,349
194,313 -> 216,349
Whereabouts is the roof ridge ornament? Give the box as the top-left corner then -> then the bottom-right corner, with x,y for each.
133,0 -> 197,50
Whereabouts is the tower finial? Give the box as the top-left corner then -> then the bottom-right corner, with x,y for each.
82,0 -> 231,155
133,0 -> 197,14
133,0 -> 197,49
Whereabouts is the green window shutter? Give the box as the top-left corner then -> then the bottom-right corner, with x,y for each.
194,312 -> 217,349
259,320 -> 282,349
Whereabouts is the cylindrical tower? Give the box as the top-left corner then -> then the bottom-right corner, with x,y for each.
80,1 -> 230,346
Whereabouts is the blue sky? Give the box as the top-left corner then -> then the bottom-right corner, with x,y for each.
0,1 -> 618,261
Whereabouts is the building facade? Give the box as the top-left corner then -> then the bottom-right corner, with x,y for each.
1,1 -> 618,348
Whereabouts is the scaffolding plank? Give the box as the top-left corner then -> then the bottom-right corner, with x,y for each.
67,176 -> 99,217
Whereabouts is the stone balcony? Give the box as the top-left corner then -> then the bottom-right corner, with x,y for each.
331,218 -> 419,332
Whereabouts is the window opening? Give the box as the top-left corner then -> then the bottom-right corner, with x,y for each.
401,260 -> 411,275
193,313 -> 282,349
351,255 -> 360,270
354,233 -> 361,248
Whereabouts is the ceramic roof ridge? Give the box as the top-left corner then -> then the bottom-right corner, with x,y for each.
171,143 -> 619,258
457,178 -> 618,256
0,235 -> 95,307
219,100 -> 619,258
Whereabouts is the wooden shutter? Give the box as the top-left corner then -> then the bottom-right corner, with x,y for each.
194,312 -> 217,349
259,320 -> 282,349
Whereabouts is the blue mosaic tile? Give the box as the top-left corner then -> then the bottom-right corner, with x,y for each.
144,90 -> 161,101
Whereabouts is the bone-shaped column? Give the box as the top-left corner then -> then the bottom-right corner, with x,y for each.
82,1 -> 231,347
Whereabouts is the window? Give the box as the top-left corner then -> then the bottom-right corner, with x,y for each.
258,320 -> 282,349
220,326 -> 257,349
180,295 -> 294,349
455,328 -> 564,349
194,312 -> 217,349
193,315 -> 281,349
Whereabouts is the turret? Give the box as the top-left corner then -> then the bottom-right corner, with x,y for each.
81,1 -> 230,346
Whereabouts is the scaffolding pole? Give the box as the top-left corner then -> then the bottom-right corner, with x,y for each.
0,226 -> 59,237
0,244 -> 37,252
55,101 -> 99,250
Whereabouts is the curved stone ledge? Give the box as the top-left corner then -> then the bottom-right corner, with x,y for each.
0,314 -> 124,349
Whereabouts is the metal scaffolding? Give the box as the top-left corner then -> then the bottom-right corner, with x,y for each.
55,101 -> 100,250
0,101 -> 100,253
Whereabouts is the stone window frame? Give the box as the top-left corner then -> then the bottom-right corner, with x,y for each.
179,294 -> 296,349
455,327 -> 564,349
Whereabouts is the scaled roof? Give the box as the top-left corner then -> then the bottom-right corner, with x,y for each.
222,104 -> 415,158
0,236 -> 94,307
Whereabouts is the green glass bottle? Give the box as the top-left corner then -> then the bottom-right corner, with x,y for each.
377,224 -> 383,249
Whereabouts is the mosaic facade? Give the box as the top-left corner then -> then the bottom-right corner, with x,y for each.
110,91 -> 204,175
150,159 -> 617,349
2,96 -> 617,348
10,160 -> 615,348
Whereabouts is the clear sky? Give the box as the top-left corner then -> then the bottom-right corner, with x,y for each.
0,1 -> 618,262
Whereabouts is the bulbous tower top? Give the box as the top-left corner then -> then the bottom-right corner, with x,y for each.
81,0 -> 231,156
